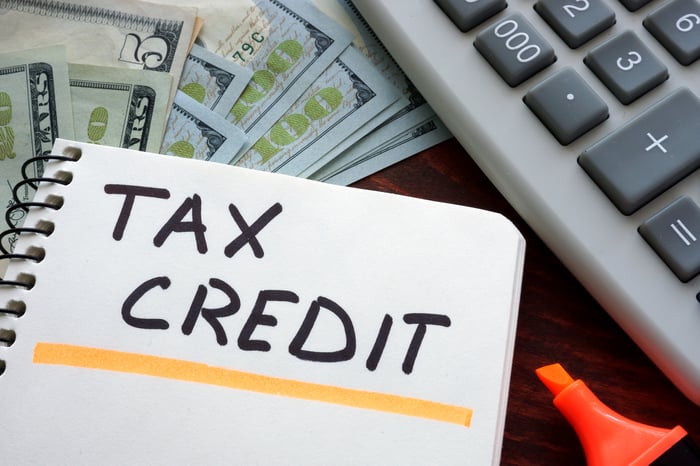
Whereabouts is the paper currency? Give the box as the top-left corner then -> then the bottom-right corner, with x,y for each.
0,0 -> 450,223
318,0 -> 435,129
293,91 -> 409,178
140,0 -> 449,183
179,44 -> 252,115
145,0 -> 251,47
69,64 -> 172,153
235,45 -> 401,175
211,0 -> 353,148
161,91 -> 247,164
0,0 -> 197,103
0,46 -> 74,256
301,0 -> 451,182
318,118 -> 451,185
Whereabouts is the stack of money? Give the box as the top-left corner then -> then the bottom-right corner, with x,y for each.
0,0 -> 451,253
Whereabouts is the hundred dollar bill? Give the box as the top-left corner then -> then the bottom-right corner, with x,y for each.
301,0 -> 449,176
146,0 -> 355,154
292,91 -> 409,178
0,0 -> 197,103
178,44 -> 253,116
316,0 -> 436,129
315,118 -> 452,186
205,0 -> 353,149
0,46 -> 74,261
235,45 -> 401,175
161,91 -> 247,164
69,64 -> 171,153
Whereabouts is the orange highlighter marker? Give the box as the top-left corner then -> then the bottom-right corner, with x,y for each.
536,363 -> 700,465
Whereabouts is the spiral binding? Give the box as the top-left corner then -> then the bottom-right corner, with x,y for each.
0,146 -> 82,376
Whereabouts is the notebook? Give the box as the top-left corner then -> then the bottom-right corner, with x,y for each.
0,139 -> 525,465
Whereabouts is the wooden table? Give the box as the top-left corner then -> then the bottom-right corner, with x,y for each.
353,137 -> 700,465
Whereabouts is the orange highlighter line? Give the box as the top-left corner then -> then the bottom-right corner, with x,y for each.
33,342 -> 472,427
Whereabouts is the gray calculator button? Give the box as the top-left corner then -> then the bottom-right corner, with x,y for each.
474,13 -> 557,87
639,197 -> 700,282
644,0 -> 700,65
524,68 -> 608,144
579,88 -> 700,215
535,0 -> 616,48
434,0 -> 507,32
619,0 -> 653,11
584,31 -> 669,104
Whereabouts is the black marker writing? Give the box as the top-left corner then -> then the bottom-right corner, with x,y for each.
153,194 -> 208,254
120,276 -> 451,374
104,184 -> 282,259
402,313 -> 451,374
181,278 -> 240,345
239,290 -> 299,351
104,184 -> 170,240
225,202 -> 283,258
108,183 -> 451,375
365,314 -> 393,371
121,276 -> 171,330
289,296 -> 356,363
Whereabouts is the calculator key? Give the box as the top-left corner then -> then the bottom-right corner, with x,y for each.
639,197 -> 700,282
535,0 -> 616,48
618,0 -> 653,11
584,31 -> 668,104
579,88 -> 700,215
474,13 -> 557,87
644,0 -> 700,65
524,68 -> 608,144
434,0 -> 507,32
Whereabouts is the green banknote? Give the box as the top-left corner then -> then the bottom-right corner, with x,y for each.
316,118 -> 452,186
235,45 -> 401,175
300,0 -> 451,182
200,0 -> 354,150
0,0 -> 197,103
178,44 -> 253,116
315,0 -> 434,126
0,46 -> 74,257
69,64 -> 172,153
161,91 -> 248,164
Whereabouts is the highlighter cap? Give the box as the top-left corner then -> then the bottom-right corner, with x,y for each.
536,363 -> 700,466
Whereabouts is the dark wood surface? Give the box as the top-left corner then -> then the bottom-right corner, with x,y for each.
352,137 -> 700,465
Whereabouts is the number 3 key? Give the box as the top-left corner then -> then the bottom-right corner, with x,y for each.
584,30 -> 668,104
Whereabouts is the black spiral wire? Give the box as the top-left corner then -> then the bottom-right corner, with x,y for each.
0,146 -> 81,375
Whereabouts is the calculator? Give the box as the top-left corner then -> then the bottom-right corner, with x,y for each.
351,0 -> 700,404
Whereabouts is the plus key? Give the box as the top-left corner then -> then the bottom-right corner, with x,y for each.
579,88 -> 700,215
